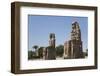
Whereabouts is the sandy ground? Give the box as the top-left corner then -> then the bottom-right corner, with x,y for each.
29,57 -> 64,61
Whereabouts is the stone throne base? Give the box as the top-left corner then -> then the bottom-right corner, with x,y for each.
43,46 -> 56,60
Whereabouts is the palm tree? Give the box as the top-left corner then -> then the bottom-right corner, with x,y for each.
38,47 -> 44,57
28,50 -> 33,59
32,45 -> 38,56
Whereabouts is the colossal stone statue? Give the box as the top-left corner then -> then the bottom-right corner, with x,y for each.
64,21 -> 84,59
43,33 -> 56,60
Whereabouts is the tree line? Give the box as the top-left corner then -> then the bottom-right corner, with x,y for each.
28,45 -> 88,60
28,45 -> 64,60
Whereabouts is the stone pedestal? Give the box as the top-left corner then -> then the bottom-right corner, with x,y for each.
43,46 -> 56,60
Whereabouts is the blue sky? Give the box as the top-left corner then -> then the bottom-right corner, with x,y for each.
28,15 -> 88,51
